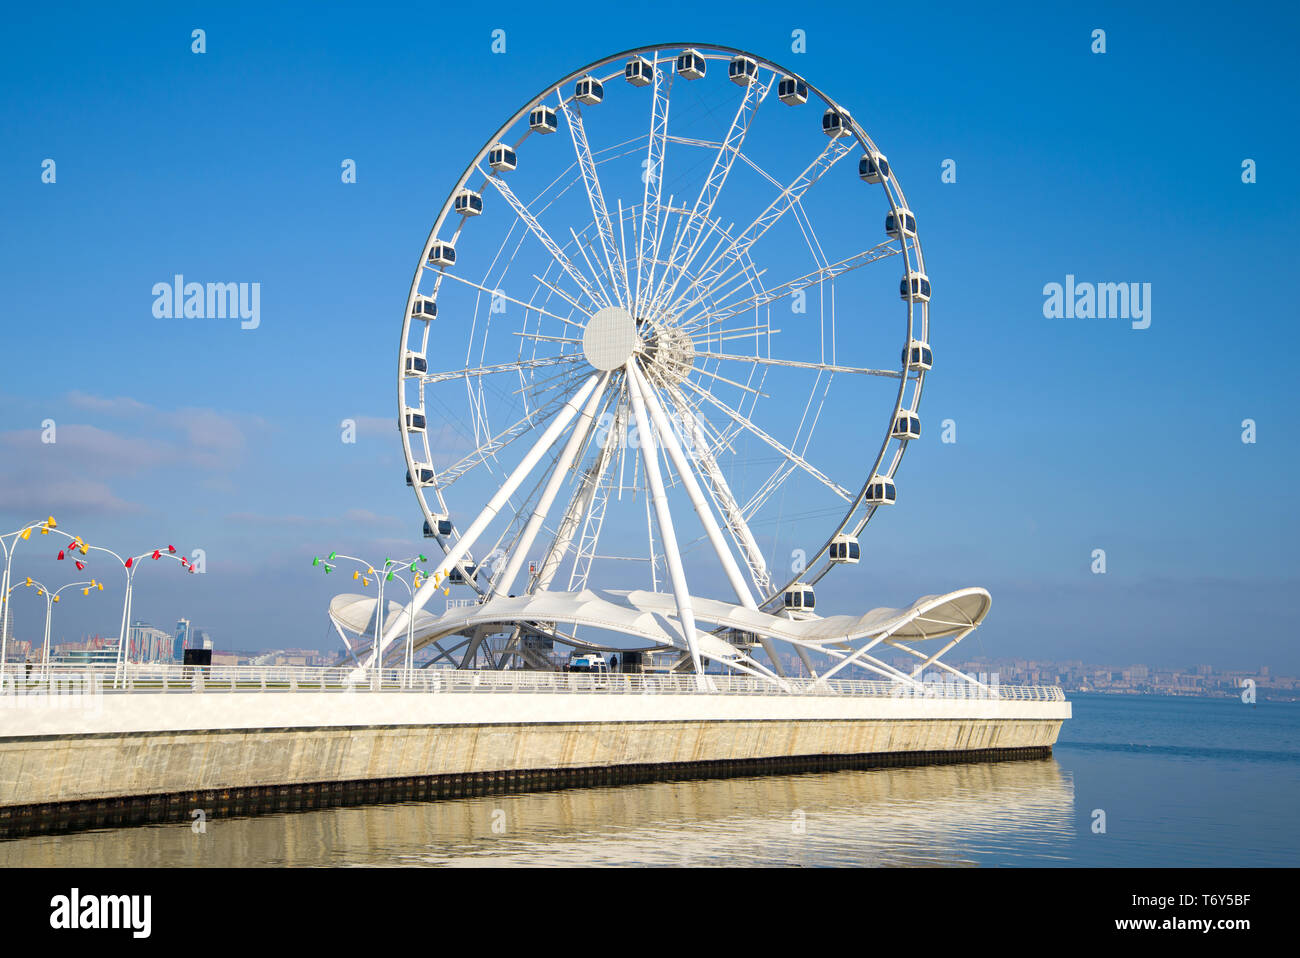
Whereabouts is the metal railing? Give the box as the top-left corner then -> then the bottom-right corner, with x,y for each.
0,664 -> 1066,701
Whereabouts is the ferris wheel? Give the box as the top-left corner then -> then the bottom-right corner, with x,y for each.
369,43 -> 980,686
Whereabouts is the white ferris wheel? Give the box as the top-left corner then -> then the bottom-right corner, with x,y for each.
364,43 -> 988,689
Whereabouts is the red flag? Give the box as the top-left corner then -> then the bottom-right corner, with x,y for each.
168,545 -> 176,553
57,550 -> 64,560
124,556 -> 133,568
75,560 -> 84,571
152,550 -> 161,560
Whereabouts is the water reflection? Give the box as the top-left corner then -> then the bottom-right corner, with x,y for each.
0,758 -> 1074,867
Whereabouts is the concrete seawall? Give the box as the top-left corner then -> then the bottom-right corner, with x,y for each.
0,688 -> 1069,822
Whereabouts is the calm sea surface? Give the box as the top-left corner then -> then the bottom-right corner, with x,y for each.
3,693 -> 1297,866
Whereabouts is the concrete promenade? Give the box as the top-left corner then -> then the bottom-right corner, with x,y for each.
0,666 -> 1071,816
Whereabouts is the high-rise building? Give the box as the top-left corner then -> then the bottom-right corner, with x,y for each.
128,621 -> 176,664
175,618 -> 190,662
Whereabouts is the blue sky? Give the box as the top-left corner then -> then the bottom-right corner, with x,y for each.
1,1 -> 1296,672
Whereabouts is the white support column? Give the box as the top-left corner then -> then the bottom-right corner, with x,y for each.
493,374 -> 608,598
368,373 -> 601,667
630,364 -> 756,611
793,644 -> 818,678
625,365 -> 705,686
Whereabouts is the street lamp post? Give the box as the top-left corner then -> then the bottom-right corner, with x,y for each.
47,536 -> 194,681
17,577 -> 104,674
0,517 -> 59,678
313,551 -> 428,684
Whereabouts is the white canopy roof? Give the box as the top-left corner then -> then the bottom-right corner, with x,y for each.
359,586 -> 991,661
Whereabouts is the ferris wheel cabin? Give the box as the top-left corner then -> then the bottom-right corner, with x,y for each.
903,339 -> 934,370
409,296 -> 437,321
529,106 -> 558,133
676,48 -> 706,80
575,75 -> 604,105
783,583 -> 816,612
778,75 -> 808,105
406,464 -> 435,487
448,563 -> 477,585
625,56 -> 654,86
822,107 -> 852,137
427,242 -> 456,267
454,189 -> 484,216
885,208 -> 917,239
859,151 -> 891,183
891,411 -> 922,440
866,476 -> 898,505
728,55 -> 757,85
487,143 -> 517,172
403,351 -> 427,377
830,534 -> 861,564
900,273 -> 931,302
403,408 -> 426,433
423,518 -> 453,538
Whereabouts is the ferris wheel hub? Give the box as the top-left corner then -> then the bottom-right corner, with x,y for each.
638,318 -> 696,387
582,305 -> 638,371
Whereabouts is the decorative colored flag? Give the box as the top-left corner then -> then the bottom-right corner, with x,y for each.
57,550 -> 64,560
168,545 -> 176,553
152,550 -> 161,560
75,560 -> 84,571
125,556 -> 133,568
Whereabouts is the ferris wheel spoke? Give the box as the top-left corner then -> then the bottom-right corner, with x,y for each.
530,271 -> 593,321
673,253 -> 768,331
422,354 -> 582,386
679,378 -> 851,502
512,330 -> 582,346
645,71 -> 773,320
681,240 -> 902,335
480,171 -> 607,313
694,352 -> 902,379
663,135 -> 854,323
691,323 -> 779,347
439,270 -> 589,326
556,99 -> 631,309
687,362 -> 768,398
636,54 -> 672,316
438,380 -> 585,487
570,226 -> 624,308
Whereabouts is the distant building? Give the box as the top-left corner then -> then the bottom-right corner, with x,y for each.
175,618 -> 190,660
128,621 -> 176,664
52,647 -> 117,666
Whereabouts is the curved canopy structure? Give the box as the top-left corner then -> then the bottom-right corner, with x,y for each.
350,586 -> 992,690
